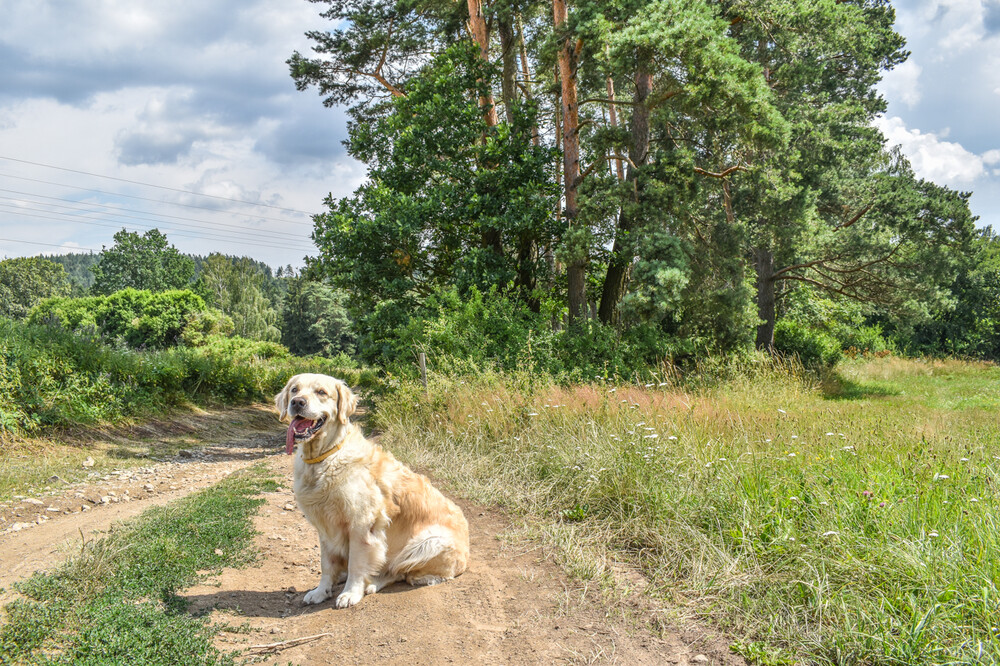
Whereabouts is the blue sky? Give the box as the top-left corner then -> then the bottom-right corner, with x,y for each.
0,0 -> 997,269
877,0 -> 1000,231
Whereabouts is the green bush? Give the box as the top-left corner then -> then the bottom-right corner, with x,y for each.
30,289 -> 211,350
0,317 -> 373,439
773,319 -> 842,368
842,324 -> 895,355
392,287 -> 555,374
374,287 -> 684,381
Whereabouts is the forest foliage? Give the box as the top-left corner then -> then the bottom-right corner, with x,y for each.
288,0 -> 992,369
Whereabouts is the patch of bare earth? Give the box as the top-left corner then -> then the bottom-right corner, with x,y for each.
0,409 -> 742,665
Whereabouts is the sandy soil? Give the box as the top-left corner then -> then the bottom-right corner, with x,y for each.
0,410 -> 743,665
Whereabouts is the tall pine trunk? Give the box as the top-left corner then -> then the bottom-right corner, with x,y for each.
516,12 -> 541,146
497,15 -> 518,122
466,0 -> 503,256
553,0 -> 585,322
753,246 -> 776,351
598,60 -> 652,324
606,70 -> 624,182
466,0 -> 498,127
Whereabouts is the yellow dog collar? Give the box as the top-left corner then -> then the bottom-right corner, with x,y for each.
303,442 -> 342,465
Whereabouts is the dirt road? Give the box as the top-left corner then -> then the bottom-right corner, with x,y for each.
0,410 -> 741,665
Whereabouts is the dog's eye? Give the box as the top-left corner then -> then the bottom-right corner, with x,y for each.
316,389 -> 327,397
290,387 -> 298,393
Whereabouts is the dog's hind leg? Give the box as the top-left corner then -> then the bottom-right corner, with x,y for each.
365,572 -> 403,595
405,574 -> 448,586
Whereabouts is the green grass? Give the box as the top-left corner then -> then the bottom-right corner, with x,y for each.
0,465 -> 276,665
374,356 -> 1000,665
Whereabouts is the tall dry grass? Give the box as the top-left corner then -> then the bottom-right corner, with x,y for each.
376,356 -> 1000,665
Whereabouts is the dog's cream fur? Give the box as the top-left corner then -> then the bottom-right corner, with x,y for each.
275,373 -> 469,608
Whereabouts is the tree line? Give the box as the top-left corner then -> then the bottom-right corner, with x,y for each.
0,229 -> 354,358
288,0 -> 995,363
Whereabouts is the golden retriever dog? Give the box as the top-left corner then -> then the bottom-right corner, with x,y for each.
275,373 -> 469,608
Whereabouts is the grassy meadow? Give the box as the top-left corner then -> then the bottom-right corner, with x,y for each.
376,357 -> 1000,665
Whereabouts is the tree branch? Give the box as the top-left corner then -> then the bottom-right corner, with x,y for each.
693,165 -> 745,179
579,97 -> 638,107
576,154 -> 638,184
834,203 -> 873,231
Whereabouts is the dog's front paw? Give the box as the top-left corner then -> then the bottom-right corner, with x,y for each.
335,589 -> 364,608
302,585 -> 332,605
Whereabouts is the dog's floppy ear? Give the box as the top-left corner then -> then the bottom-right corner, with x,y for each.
335,381 -> 358,425
275,377 -> 294,422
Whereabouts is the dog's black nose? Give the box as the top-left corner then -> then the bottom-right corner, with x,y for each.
291,397 -> 306,409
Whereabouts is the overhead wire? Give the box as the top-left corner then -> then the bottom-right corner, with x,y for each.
0,204 -> 316,252
0,154 -> 316,216
0,172 -> 316,226
0,155 -> 331,255
0,237 -> 100,252
0,189 -> 314,245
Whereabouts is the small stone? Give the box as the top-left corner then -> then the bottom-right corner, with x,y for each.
178,450 -> 194,458
47,475 -> 67,484
22,498 -> 44,506
214,549 -> 224,556
99,496 -> 111,504
11,522 -> 31,531
692,655 -> 709,664
283,503 -> 296,511
82,457 -> 95,468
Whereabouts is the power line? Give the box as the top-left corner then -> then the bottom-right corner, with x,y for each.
0,154 -> 317,216
0,205 -> 316,253
0,237 -> 100,252
0,189 -> 314,245
0,202 -> 315,251
0,172 -> 317,226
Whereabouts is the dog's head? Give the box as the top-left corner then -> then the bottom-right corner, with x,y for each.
274,373 -> 358,454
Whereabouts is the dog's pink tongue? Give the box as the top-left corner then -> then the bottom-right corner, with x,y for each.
286,425 -> 295,455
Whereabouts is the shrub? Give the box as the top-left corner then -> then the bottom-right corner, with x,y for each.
773,319 -> 842,368
0,317 -> 373,440
392,287 -> 555,374
30,289 -> 212,349
842,324 -> 895,356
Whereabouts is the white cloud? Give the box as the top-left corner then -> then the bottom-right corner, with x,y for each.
875,116 -> 988,185
984,149 -> 1000,165
879,59 -> 922,108
0,0 -> 368,267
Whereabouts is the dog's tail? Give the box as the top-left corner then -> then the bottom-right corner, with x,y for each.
386,526 -> 454,575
